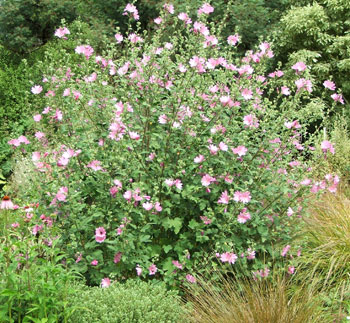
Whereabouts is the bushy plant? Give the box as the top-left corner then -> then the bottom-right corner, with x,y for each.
0,197 -> 80,322
8,3 -> 342,287
68,279 -> 187,323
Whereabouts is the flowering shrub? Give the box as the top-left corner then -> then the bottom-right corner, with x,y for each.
9,3 -> 342,286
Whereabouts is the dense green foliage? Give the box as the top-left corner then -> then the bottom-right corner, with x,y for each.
68,280 -> 186,323
273,0 -> 350,102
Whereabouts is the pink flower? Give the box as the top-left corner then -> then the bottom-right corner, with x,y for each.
154,202 -> 162,212
114,252 -> 122,264
129,132 -> 140,140
101,278 -> 111,288
136,265 -> 142,276
194,155 -> 205,163
233,191 -> 251,203
95,227 -> 106,243
143,202 -> 153,211
87,160 -> 103,171
281,86 -> 290,96
295,78 -> 312,93
1,196 -> 14,210
31,85 -> 43,94
200,216 -> 212,225
186,274 -> 197,283
323,80 -> 336,90
75,45 -> 94,59
284,120 -> 301,129
201,174 -> 216,187
54,27 -> 70,38
218,190 -> 230,204
154,17 -> 162,24
149,264 -> 158,275
208,144 -> 219,155
288,266 -> 295,275
123,3 -> 139,20
243,114 -> 259,128
165,179 -> 175,187
175,179 -> 183,190
232,146 -> 247,157
198,3 -> 214,15
163,3 -> 174,14
241,88 -> 253,100
114,33 -> 123,43
178,12 -> 191,24
172,260 -> 183,269
237,208 -> 251,223
227,34 -> 239,46
219,142 -> 228,151
246,248 -> 256,260
91,259 -> 98,266
281,245 -> 291,257
33,114 -> 42,122
321,140 -> 335,154
292,61 -> 307,72
220,252 -> 238,264
331,93 -> 344,104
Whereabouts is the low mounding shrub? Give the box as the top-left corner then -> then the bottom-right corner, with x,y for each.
68,279 -> 187,323
8,3 -> 342,287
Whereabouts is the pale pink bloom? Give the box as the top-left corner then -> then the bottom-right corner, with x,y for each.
54,109 -> 63,121
321,140 -> 335,154
87,160 -> 103,171
115,33 -> 123,43
110,186 -> 119,197
123,3 -> 139,20
198,3 -> 214,15
8,138 -> 20,147
75,45 -> 94,59
185,274 -> 196,283
163,3 -> 174,14
32,151 -> 41,162
143,202 -> 153,211
32,224 -> 43,235
227,34 -> 239,46
208,144 -> 219,155
165,179 -> 175,187
219,142 -> 228,151
136,265 -> 142,276
287,207 -> 294,217
237,208 -> 251,223
292,61 -> 307,72
63,88 -> 70,96
175,179 -> 183,190
95,227 -> 106,243
218,190 -> 230,204
193,21 -> 209,36
11,222 -> 20,228
114,252 -> 122,264
243,114 -> 259,128
101,278 -> 111,288
288,266 -> 295,274
54,27 -> 70,38
172,260 -> 183,269
284,120 -> 301,129
194,155 -> 205,163
233,191 -> 251,203
200,216 -> 212,225
220,252 -> 238,264
17,136 -> 29,144
158,114 -> 168,124
295,78 -> 312,93
75,253 -> 82,263
331,93 -> 344,104
204,35 -> 218,48
129,131 -> 140,140
31,85 -> 43,94
281,245 -> 291,257
33,114 -> 42,122
164,42 -> 173,50
42,106 -> 51,114
323,80 -> 336,90
178,12 -> 191,24
241,88 -> 253,100
149,264 -> 158,275
232,146 -> 247,157
1,196 -> 14,210
91,259 -> 98,266
281,86 -> 290,96
201,174 -> 216,187
300,179 -> 311,186
154,202 -> 162,212
154,17 -> 162,24
246,248 -> 256,260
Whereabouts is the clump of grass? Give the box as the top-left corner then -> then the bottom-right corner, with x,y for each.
184,271 -> 323,323
299,186 -> 350,286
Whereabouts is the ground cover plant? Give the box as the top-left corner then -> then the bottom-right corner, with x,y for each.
6,2 -> 343,289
